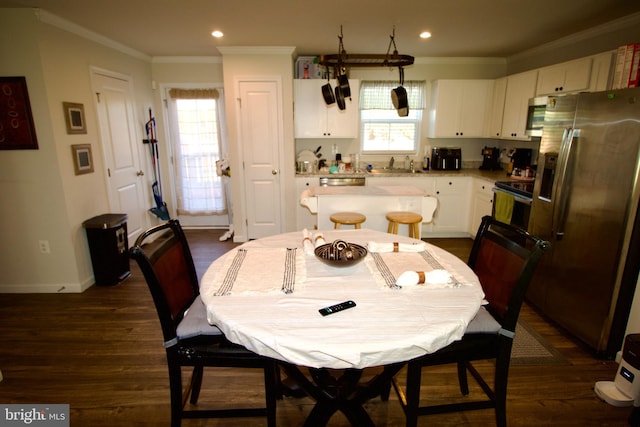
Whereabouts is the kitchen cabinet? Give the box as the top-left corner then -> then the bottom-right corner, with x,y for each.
296,176 -> 318,230
428,80 -> 494,138
468,178 -> 494,237
535,57 -> 593,96
294,79 -> 359,138
431,177 -> 471,236
487,77 -> 507,138
501,70 -> 537,140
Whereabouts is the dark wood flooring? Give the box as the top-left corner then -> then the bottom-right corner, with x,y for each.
0,229 -> 631,426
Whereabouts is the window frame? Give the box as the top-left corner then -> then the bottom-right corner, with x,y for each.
359,80 -> 425,155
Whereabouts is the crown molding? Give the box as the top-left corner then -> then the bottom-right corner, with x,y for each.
34,8 -> 151,62
152,56 -> 222,64
217,46 -> 296,56
413,57 -> 506,65
509,11 -> 640,63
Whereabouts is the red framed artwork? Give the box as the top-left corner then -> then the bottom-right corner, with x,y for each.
0,76 -> 38,150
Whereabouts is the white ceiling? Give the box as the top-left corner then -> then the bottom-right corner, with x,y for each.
1,0 -> 640,58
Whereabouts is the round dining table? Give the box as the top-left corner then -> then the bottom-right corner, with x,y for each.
200,228 -> 484,426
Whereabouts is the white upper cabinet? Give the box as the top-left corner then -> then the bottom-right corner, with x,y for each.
487,76 -> 507,138
535,57 -> 593,96
294,79 -> 359,138
428,80 -> 494,138
501,70 -> 537,140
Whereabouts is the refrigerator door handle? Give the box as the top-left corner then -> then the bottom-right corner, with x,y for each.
553,128 -> 577,240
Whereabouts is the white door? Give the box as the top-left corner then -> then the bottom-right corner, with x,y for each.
92,70 -> 149,241
238,80 -> 283,239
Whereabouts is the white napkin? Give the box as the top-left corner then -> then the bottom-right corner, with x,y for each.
302,228 -> 315,255
313,232 -> 326,248
395,269 -> 451,287
367,241 -> 426,253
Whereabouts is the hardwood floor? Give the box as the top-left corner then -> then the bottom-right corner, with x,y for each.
0,229 -> 631,426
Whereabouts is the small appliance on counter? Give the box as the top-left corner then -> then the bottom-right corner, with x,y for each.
511,148 -> 532,169
479,146 -> 501,170
431,147 -> 461,171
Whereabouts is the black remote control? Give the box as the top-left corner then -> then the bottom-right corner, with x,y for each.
319,300 -> 356,316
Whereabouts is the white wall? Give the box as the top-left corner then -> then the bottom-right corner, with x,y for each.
0,9 -> 153,292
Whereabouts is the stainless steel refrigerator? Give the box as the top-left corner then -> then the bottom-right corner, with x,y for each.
528,87 -> 640,357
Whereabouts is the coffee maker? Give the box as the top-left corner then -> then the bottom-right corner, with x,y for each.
479,146 -> 501,170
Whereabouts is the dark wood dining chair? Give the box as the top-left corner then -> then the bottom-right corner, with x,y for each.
387,215 -> 549,427
129,219 -> 278,427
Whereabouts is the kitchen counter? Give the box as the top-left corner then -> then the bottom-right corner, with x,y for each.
296,168 -> 515,185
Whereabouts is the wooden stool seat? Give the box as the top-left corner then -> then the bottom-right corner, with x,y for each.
386,211 -> 423,238
330,212 -> 366,229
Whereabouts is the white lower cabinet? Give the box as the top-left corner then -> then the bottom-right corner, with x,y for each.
430,177 -> 471,237
368,176 -> 437,235
296,177 -> 318,230
468,178 -> 494,237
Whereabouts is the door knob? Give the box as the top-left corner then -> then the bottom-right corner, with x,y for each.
136,170 -> 144,176
272,169 -> 278,175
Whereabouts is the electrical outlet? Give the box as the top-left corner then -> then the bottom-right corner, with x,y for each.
39,240 -> 50,254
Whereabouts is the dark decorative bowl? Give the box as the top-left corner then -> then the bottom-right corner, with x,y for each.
314,240 -> 368,267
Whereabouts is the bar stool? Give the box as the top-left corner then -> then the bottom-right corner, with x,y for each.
386,211 -> 423,238
330,212 -> 366,229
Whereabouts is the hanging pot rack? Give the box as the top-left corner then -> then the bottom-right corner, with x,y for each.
318,27 -> 414,69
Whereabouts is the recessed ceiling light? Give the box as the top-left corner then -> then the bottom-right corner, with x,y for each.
211,30 -> 224,38
420,31 -> 432,39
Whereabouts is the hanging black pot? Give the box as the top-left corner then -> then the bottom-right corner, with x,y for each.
321,75 -> 335,105
335,85 -> 346,110
391,67 -> 409,117
336,69 -> 351,99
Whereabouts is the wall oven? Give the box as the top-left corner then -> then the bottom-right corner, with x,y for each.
492,181 -> 533,231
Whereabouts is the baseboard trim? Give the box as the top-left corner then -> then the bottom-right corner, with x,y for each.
0,277 -> 93,293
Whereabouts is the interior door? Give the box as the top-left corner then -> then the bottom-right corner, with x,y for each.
92,70 -> 148,241
238,79 -> 283,239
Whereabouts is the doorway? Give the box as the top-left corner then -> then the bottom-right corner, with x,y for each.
164,86 -> 229,228
91,68 -> 149,241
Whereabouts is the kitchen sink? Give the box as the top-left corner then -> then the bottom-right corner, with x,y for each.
367,168 -> 422,174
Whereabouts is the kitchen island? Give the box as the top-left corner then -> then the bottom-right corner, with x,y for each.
300,185 -> 438,235
296,167 -> 516,237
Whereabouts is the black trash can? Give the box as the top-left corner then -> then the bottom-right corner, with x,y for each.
83,213 -> 130,286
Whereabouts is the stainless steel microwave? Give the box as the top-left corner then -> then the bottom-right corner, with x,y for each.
525,96 -> 556,137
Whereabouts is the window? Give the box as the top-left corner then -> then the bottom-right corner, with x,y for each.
360,80 -> 426,154
166,88 -> 227,218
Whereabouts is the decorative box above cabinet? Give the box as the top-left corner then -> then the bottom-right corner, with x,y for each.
294,79 -> 359,138
428,79 -> 494,138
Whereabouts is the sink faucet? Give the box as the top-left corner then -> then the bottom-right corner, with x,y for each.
388,156 -> 394,170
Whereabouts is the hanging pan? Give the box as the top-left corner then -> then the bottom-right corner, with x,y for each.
335,85 -> 346,110
321,74 -> 335,105
391,66 -> 409,117
336,67 -> 351,99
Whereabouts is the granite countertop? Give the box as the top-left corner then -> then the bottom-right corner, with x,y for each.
296,168 -> 516,184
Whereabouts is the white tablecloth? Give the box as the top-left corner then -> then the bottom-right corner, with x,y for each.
200,229 -> 484,369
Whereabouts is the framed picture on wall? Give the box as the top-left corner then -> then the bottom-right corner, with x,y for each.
71,144 -> 94,175
0,76 -> 39,150
63,102 -> 87,134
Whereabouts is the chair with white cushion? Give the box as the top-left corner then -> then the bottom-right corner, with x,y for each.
130,219 -> 278,427
386,215 -> 549,427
